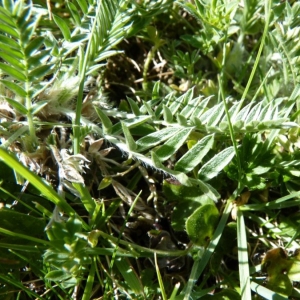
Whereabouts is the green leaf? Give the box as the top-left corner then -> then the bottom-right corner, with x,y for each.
151,151 -> 192,186
0,62 -> 26,81
76,0 -> 88,14
136,127 -> 182,152
186,204 -> 219,247
0,51 -> 25,71
4,97 -> 27,114
94,107 -> 113,134
98,177 -> 112,190
175,134 -> 214,173
67,2 -> 81,26
30,101 -> 48,115
115,258 -> 144,295
0,22 -> 19,38
163,180 -> 215,231
24,36 -> 44,57
121,122 -> 137,151
28,64 -> 54,81
127,97 -> 140,116
155,128 -> 193,162
0,80 -> 26,97
0,34 -> 20,50
163,104 -> 173,122
199,146 -> 235,181
53,15 -> 71,41
0,41 -> 23,59
45,270 -> 72,281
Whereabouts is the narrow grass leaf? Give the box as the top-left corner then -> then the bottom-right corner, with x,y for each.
0,274 -> 42,299
0,80 -> 26,97
115,257 -> 144,296
237,208 -> 251,300
53,15 -> 71,41
0,148 -> 88,229
82,259 -> 96,300
154,253 -> 167,300
155,127 -> 193,162
175,134 -> 214,173
250,282 -> 288,300
198,146 -> 235,181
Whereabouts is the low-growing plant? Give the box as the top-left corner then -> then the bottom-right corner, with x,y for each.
0,0 -> 300,299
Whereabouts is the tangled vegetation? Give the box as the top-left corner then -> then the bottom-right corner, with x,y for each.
0,0 -> 300,299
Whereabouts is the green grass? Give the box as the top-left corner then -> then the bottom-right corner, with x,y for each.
0,0 -> 300,299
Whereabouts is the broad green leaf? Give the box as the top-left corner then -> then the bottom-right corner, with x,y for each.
53,15 -> 71,41
0,80 -> 26,97
155,127 -> 193,161
94,107 -> 113,134
4,97 -> 27,114
175,134 -> 214,173
199,146 -> 235,181
163,180 -> 215,231
186,204 -> 219,247
136,127 -> 182,152
121,122 -> 137,151
0,62 -> 26,81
